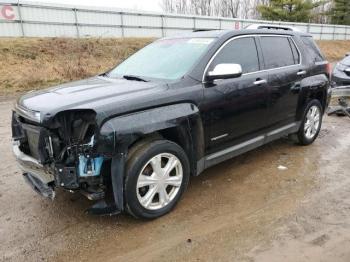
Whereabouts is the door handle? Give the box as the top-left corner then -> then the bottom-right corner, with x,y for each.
297,70 -> 307,76
253,79 -> 267,85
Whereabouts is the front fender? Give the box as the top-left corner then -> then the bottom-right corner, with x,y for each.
93,103 -> 203,213
97,103 -> 202,155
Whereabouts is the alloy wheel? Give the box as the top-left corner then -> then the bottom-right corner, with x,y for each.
304,105 -> 321,140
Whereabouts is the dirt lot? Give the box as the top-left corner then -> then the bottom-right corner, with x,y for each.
1,96 -> 350,262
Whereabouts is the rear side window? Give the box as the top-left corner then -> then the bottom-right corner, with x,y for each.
209,37 -> 259,74
260,36 -> 296,69
300,36 -> 324,62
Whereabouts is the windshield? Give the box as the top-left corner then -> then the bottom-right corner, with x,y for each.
108,38 -> 214,80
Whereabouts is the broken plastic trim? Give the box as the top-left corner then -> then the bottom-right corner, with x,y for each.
23,172 -> 55,200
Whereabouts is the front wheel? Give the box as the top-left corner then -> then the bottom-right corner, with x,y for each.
125,140 -> 190,219
295,99 -> 323,145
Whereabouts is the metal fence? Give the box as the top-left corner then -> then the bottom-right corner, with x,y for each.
1,0 -> 350,40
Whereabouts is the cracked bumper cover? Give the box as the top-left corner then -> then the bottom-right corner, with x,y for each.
13,140 -> 123,215
13,141 -> 55,199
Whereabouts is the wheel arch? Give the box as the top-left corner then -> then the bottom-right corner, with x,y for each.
98,103 -> 205,175
296,74 -> 329,120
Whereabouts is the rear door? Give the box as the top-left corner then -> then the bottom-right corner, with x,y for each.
259,35 -> 305,127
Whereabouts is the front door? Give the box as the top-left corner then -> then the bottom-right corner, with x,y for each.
202,36 -> 270,154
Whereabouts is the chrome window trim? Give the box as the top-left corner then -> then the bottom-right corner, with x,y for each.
202,34 -> 302,83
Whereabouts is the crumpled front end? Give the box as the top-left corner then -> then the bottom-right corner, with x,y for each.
12,105 -> 113,210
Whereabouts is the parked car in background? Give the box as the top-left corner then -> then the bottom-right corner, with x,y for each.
12,26 -> 331,219
332,53 -> 350,87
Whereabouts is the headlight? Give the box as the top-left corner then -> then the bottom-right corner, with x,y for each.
15,103 -> 41,123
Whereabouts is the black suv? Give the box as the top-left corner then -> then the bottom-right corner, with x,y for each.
12,28 -> 330,219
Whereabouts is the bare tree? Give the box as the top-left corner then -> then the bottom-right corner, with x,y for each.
312,0 -> 332,24
161,0 -> 267,18
160,0 -> 175,13
249,0 -> 270,19
160,0 -> 329,22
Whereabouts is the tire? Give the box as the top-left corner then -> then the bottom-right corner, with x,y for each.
295,99 -> 323,145
125,140 -> 190,219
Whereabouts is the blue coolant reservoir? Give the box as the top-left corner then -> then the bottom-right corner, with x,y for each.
78,155 -> 104,177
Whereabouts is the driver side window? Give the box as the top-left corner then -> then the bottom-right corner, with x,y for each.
209,37 -> 260,74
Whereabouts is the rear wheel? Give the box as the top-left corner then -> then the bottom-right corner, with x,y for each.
125,140 -> 190,219
295,99 -> 323,145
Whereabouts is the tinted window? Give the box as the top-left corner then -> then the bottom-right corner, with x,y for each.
260,36 -> 295,69
210,37 -> 259,74
301,36 -> 324,62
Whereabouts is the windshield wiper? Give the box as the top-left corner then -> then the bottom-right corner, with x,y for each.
123,75 -> 148,82
99,72 -> 110,77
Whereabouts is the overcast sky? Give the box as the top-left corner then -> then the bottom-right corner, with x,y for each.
41,0 -> 163,12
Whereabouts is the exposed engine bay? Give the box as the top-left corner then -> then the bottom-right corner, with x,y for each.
12,109 -> 110,204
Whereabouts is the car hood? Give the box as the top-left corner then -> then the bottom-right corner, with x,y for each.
17,76 -> 168,122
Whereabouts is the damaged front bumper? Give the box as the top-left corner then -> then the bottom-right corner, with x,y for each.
13,141 -> 56,199
13,140 -> 123,215
11,108 -> 125,216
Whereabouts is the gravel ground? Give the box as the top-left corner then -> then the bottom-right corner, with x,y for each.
1,98 -> 350,262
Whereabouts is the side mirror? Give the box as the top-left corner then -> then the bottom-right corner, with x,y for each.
206,63 -> 242,81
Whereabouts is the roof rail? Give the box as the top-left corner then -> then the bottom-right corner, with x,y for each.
193,29 -> 220,32
245,24 -> 301,32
